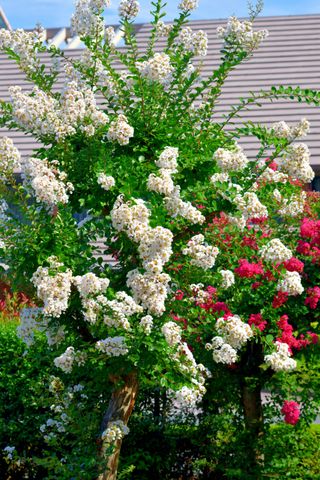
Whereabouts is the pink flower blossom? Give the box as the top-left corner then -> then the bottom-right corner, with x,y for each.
234,259 -> 264,278
305,286 -> 320,309
281,400 -> 300,425
248,313 -> 267,331
272,291 -> 289,308
283,257 -> 304,273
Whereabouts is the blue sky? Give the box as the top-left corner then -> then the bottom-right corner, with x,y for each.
1,0 -> 320,29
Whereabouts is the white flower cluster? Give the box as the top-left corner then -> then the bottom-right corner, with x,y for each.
111,196 -> 173,314
17,307 -> 66,347
156,21 -> 173,37
234,192 -> 268,219
3,446 -> 15,460
264,341 -> 297,372
207,315 -> 253,365
182,234 -> 219,270
61,80 -> 109,136
0,137 -> 21,180
220,269 -> 235,289
177,27 -> 208,57
101,420 -> 129,445
9,82 -> 108,140
137,53 -> 174,85
96,336 -> 129,356
139,315 -> 153,334
148,148 -> 177,195
217,16 -> 268,52
73,272 -> 110,324
21,157 -> 73,208
147,169 -> 175,196
54,346 -> 87,373
277,271 -> 304,296
178,0 -> 199,12
107,114 -> 134,145
259,238 -> 292,264
119,0 -> 140,19
258,167 -> 288,184
102,291 -> 143,330
207,337 -> 238,364
74,272 -> 110,298
162,321 -> 182,346
166,386 -> 203,424
97,173 -> 115,191
148,147 -> 204,224
127,269 -> 170,316
71,0 -> 110,38
16,307 -> 43,346
270,118 -> 310,140
278,191 -> 306,217
228,214 -> 246,231
278,143 -> 314,183
32,257 -> 73,318
155,147 -> 179,171
216,315 -> 253,349
165,186 -> 205,224
213,144 -> 248,172
0,28 -> 43,72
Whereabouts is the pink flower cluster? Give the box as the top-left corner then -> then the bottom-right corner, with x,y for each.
234,259 -> 264,278
283,257 -> 304,273
281,400 -> 300,425
277,315 -> 317,352
297,218 -> 320,263
305,286 -> 320,309
248,313 -> 267,332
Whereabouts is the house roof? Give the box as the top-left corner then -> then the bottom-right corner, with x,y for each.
1,13 -> 320,170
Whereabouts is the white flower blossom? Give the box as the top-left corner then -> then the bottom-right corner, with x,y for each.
162,321 -> 182,346
217,16 -> 268,52
178,0 -> 199,12
0,137 -> 21,180
277,271 -> 304,296
259,239 -> 292,264
220,270 -> 235,289
96,336 -> 129,356
155,147 -> 179,172
216,315 -> 253,350
97,173 -> 115,191
271,118 -> 310,140
182,234 -> 219,270
32,257 -> 73,318
119,0 -> 140,19
139,315 -> 154,334
107,114 -> 134,145
278,143 -> 314,183
234,192 -> 268,219
21,157 -> 73,209
264,341 -> 297,372
54,347 -> 86,373
137,53 -> 174,85
213,144 -> 248,172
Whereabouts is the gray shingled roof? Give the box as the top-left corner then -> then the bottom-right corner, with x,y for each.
1,14 -> 320,170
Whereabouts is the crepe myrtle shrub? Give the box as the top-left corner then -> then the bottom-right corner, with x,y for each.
0,0 -> 320,478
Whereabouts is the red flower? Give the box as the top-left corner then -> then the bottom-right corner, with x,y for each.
241,236 -> 258,250
296,241 -> 311,255
248,313 -> 267,331
305,286 -> 320,309
175,290 -> 184,301
283,257 -> 304,273
281,401 -> 300,425
234,259 -> 264,278
272,291 -> 289,309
